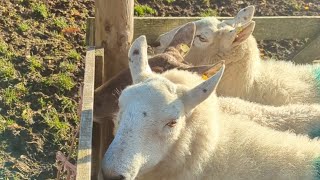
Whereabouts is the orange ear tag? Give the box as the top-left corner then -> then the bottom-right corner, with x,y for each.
201,74 -> 209,80
236,26 -> 243,35
180,43 -> 190,53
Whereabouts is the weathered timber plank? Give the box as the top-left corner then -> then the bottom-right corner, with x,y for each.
95,0 -> 134,81
293,33 -> 320,64
95,48 -> 104,88
76,47 -> 95,180
86,17 -> 95,47
134,16 -> 320,42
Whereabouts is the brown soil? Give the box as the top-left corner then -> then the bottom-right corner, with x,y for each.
0,0 -> 319,179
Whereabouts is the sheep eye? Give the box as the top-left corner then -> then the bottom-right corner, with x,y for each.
166,120 -> 177,128
197,35 -> 208,42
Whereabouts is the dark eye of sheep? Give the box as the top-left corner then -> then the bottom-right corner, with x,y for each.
166,120 -> 177,127
196,35 -> 208,42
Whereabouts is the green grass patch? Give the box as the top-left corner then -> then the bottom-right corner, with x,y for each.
165,0 -> 175,3
15,82 -> 27,94
17,23 -> 30,32
21,105 -> 34,125
28,56 -> 43,72
0,116 -> 15,133
53,17 -> 68,29
134,5 -> 157,16
59,61 -> 78,73
44,73 -> 76,91
59,96 -> 76,113
285,0 -> 302,11
0,40 -> 9,56
200,9 -> 218,17
0,115 -> 6,133
202,0 -> 210,6
68,50 -> 81,61
38,97 -> 47,109
43,108 -> 69,141
2,88 -> 19,106
0,58 -> 17,79
32,2 -> 49,19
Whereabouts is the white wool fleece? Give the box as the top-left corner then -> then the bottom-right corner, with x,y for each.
155,6 -> 320,106
136,69 -> 320,180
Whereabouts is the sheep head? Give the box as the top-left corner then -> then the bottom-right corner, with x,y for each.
155,5 -> 256,66
94,22 -> 219,123
102,35 -> 225,180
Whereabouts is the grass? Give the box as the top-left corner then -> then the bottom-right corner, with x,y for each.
68,50 -> 81,61
18,23 -> 30,33
286,0 -> 302,11
32,2 -> 49,19
134,5 -> 157,16
44,73 -> 76,91
165,0 -> 175,3
200,9 -> 218,17
59,61 -> 78,73
0,116 -> 15,133
0,115 -> 7,133
43,108 -> 70,141
0,0 -> 86,179
53,17 -> 68,29
2,88 -> 19,106
0,40 -> 9,56
0,58 -> 17,79
59,96 -> 76,113
28,56 -> 43,72
202,0 -> 210,6
21,105 -> 34,125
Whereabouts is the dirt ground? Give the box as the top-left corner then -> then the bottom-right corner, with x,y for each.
0,0 -> 319,179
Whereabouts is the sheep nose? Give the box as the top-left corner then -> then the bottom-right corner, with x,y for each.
104,174 -> 126,180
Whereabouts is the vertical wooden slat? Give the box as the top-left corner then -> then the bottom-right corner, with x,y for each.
86,17 -> 95,47
95,48 -> 104,88
76,47 -> 95,180
91,122 -> 101,179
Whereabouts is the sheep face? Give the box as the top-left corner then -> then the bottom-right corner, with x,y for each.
156,6 -> 256,66
103,76 -> 187,179
102,35 -> 225,180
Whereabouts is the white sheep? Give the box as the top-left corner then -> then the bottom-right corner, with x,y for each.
219,97 -> 320,138
92,21 -> 320,156
155,5 -> 320,106
102,35 -> 320,180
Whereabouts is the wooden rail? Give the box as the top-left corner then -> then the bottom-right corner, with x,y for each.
76,18 -> 96,180
76,47 -> 95,180
134,16 -> 320,42
134,16 -> 320,63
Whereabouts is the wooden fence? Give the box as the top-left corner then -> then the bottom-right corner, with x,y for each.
76,16 -> 320,180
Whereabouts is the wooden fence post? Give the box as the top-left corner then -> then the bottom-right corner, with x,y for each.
95,0 -> 134,82
94,0 -> 134,179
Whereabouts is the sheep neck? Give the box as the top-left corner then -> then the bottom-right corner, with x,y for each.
137,95 -> 220,180
217,36 -> 260,99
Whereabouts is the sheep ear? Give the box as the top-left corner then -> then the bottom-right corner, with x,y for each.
154,26 -> 181,54
166,22 -> 196,57
231,21 -> 255,47
128,35 -> 152,84
223,5 -> 255,27
181,63 -> 225,112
